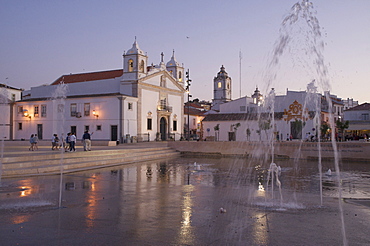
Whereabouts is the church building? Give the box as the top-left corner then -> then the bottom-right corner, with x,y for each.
14,40 -> 186,142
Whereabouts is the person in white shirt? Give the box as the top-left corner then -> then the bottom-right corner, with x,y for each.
69,133 -> 76,152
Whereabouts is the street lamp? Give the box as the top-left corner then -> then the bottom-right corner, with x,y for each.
92,110 -> 99,118
23,109 -> 31,119
186,69 -> 192,141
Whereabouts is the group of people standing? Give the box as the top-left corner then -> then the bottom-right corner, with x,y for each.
53,131 -> 92,152
65,131 -> 92,151
29,131 -> 92,152
29,134 -> 39,151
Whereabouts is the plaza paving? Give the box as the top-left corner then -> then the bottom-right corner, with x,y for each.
1,141 -> 370,245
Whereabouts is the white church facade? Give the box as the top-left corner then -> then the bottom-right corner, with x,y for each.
13,40 -> 186,142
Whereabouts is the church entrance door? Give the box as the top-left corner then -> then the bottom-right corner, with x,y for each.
160,117 -> 167,141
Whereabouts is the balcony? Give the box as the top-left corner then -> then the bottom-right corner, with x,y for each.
157,104 -> 172,112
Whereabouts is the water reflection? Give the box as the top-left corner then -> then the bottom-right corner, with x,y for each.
20,187 -> 31,197
1,158 -> 369,245
11,214 -> 31,224
252,211 -> 269,245
177,185 -> 195,245
83,177 -> 98,228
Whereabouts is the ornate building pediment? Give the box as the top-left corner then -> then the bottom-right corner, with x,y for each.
283,100 -> 308,123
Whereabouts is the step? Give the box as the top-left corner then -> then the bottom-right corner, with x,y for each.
2,147 -> 174,163
2,148 -> 180,178
3,151 -> 180,177
2,148 -> 174,169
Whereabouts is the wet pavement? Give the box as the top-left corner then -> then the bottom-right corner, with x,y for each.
1,157 -> 370,245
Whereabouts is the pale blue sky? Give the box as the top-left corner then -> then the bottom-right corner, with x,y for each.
1,0 -> 369,103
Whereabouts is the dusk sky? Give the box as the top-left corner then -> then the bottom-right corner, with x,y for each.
1,0 -> 369,103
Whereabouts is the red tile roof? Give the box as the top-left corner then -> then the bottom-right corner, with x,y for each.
184,107 -> 206,116
51,69 -> 123,85
202,112 -> 285,121
185,102 -> 204,109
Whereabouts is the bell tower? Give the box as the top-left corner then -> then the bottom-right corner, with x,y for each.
166,50 -> 184,86
212,65 -> 232,110
122,38 -> 148,81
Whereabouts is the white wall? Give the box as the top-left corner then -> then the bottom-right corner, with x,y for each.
219,97 -> 255,113
28,79 -> 121,99
122,97 -> 138,137
13,95 -> 137,141
0,104 -> 11,140
141,89 -> 159,140
168,94 -> 183,139
202,118 -> 316,142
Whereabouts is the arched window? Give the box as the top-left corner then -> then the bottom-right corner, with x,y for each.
179,71 -> 182,82
218,82 -> 222,88
128,59 -> 134,72
140,60 -> 145,73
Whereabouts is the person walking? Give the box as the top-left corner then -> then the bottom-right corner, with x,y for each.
29,134 -> 35,151
65,133 -> 71,152
82,130 -> 92,151
52,134 -> 60,150
33,134 -> 39,150
69,132 -> 76,152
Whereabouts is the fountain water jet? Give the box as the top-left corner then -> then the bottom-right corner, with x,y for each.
51,81 -> 68,208
0,86 -> 9,187
255,1 -> 347,244
266,163 -> 283,205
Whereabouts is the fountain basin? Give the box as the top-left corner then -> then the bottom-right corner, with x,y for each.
169,141 -> 370,161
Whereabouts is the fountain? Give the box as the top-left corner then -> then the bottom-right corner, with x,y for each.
50,81 -> 68,208
0,86 -> 8,187
254,0 -> 347,244
266,163 -> 282,204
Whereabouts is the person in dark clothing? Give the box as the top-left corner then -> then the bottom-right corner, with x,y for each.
82,131 -> 92,151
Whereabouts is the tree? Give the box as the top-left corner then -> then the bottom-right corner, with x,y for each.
246,128 -> 251,141
229,123 -> 241,141
256,130 -> 261,141
259,119 -> 271,141
214,124 -> 220,141
232,123 -> 241,132
320,121 -> 330,141
336,120 -> 349,142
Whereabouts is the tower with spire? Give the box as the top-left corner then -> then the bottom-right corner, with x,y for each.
212,65 -> 232,111
166,50 -> 184,86
122,38 -> 148,81
252,87 -> 263,105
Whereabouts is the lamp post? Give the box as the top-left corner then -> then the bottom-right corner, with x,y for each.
186,69 -> 192,141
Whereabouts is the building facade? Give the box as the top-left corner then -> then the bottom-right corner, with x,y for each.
184,101 -> 207,140
344,103 -> 370,139
0,84 -> 23,140
14,40 -> 185,142
203,89 -> 319,142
